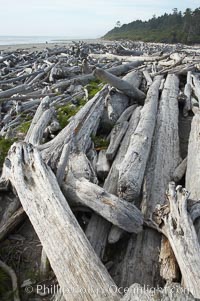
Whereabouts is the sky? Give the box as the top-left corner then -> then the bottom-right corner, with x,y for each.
0,0 -> 199,38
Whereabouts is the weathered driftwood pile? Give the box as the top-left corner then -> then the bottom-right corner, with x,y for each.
0,40 -> 200,301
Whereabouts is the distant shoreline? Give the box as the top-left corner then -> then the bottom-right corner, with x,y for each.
0,39 -> 111,53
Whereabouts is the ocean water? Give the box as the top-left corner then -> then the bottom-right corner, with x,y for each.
0,36 -> 83,45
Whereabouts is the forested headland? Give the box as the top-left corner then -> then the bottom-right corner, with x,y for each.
103,8 -> 200,44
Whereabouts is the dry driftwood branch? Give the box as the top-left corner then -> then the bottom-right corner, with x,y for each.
94,67 -> 145,103
153,182 -> 200,298
0,259 -> 21,301
2,142 -> 120,301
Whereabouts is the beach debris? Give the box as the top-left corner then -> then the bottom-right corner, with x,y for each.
0,40 -> 200,301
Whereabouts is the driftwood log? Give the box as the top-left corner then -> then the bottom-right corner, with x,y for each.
153,182 -> 200,298
2,142 -> 120,301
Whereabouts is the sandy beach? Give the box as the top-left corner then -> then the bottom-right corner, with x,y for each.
0,39 -> 110,53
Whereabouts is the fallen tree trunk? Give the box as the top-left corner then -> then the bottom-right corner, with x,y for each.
123,73 -> 181,288
117,76 -> 163,201
0,84 -> 32,99
62,175 -> 143,233
94,68 -> 145,104
142,73 -> 181,217
2,142 -> 120,301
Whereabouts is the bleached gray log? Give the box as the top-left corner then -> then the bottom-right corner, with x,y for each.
27,64 -> 54,86
104,106 -> 141,195
185,110 -> 200,241
108,225 -> 125,244
0,84 -> 32,99
142,70 -> 153,86
153,183 -> 200,298
0,70 -> 44,85
39,86 -> 109,169
25,96 -> 50,143
28,108 -> 55,146
52,61 -> 144,91
3,142 -> 120,301
106,121 -> 129,161
56,144 -> 71,185
85,213 -> 111,258
94,68 -> 145,103
118,76 -> 163,201
103,107 -> 142,244
62,173 -> 143,234
86,144 -> 98,173
96,150 -> 110,181
122,70 -> 143,88
66,152 -> 98,184
102,89 -> 129,127
89,52 -> 171,63
186,111 -> 200,200
121,282 -> 195,301
125,74 -> 181,287
118,228 -> 161,288
183,71 -> 192,116
101,70 -> 141,128
62,152 -> 142,235
173,158 -> 187,182
142,73 -> 181,217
